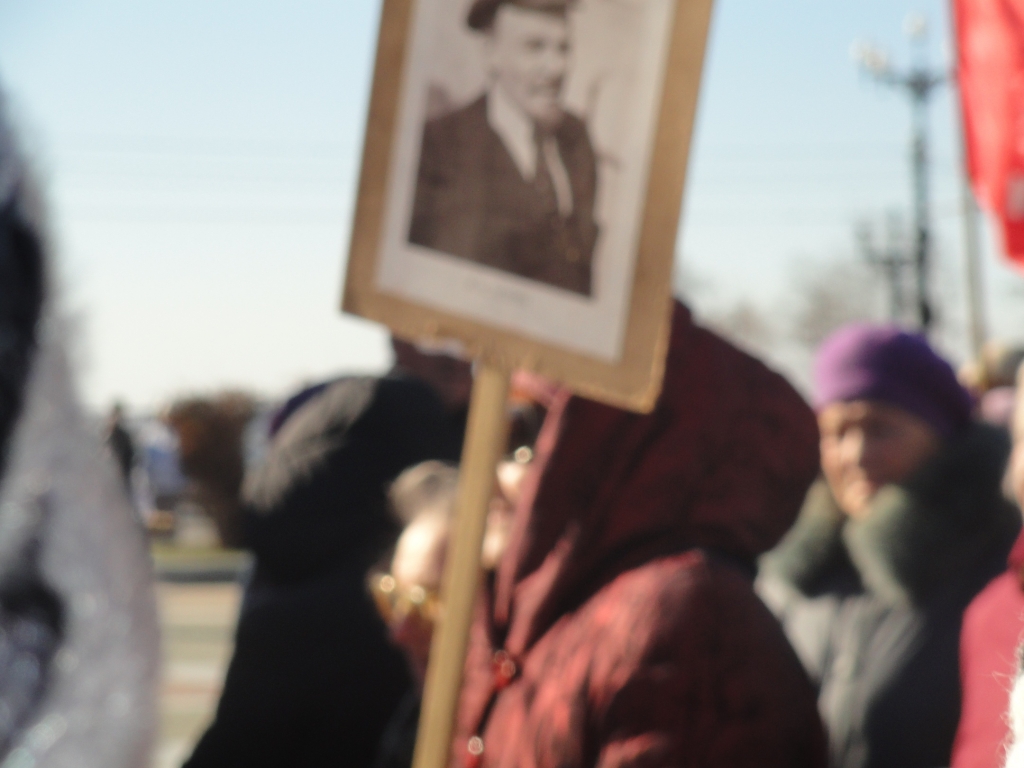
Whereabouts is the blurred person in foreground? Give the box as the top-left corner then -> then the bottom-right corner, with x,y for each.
951,362 -> 1024,768
183,375 -> 460,768
758,325 -> 1020,768
450,301 -> 827,768
0,90 -> 158,766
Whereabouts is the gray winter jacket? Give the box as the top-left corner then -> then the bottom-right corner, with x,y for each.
758,424 -> 1020,768
0,89 -> 159,768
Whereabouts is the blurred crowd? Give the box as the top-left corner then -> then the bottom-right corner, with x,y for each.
6,60 -> 1024,768
129,306 -> 1024,768
91,305 -> 1024,768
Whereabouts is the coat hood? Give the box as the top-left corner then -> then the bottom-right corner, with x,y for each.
492,302 -> 820,654
243,375 -> 461,583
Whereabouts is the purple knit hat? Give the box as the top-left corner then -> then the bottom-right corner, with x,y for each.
813,324 -> 973,438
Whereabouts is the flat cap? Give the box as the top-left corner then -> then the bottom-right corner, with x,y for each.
467,0 -> 575,31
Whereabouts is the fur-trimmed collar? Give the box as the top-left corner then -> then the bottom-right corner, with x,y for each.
762,424 -> 1021,606
0,90 -> 159,766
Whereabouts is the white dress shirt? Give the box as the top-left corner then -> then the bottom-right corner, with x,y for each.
486,84 -> 574,217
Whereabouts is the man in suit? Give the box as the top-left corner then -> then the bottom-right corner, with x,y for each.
408,0 -> 599,297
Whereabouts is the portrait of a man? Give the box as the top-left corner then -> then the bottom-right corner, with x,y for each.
408,0 -> 600,297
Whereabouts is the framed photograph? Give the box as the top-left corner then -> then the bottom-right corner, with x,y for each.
343,0 -> 714,411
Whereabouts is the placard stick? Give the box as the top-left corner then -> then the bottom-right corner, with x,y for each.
411,363 -> 510,768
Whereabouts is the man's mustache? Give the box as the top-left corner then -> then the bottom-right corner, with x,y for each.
527,78 -> 564,96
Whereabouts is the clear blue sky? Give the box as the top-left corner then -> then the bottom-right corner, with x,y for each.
0,0 -> 1021,409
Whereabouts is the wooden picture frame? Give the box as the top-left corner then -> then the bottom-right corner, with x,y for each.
343,0 -> 715,412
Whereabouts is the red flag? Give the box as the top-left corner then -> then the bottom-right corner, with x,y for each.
954,0 -> 1024,269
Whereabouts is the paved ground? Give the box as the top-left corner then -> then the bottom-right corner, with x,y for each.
153,582 -> 241,768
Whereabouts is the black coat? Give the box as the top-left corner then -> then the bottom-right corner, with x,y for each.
408,95 -> 599,296
185,376 -> 461,768
758,424 -> 1020,768
185,565 -> 412,768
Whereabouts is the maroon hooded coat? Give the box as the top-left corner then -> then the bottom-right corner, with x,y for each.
950,531 -> 1024,768
453,303 -> 828,768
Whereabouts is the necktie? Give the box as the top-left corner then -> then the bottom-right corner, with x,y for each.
533,132 -> 560,217
533,132 -> 573,218
533,130 -> 582,266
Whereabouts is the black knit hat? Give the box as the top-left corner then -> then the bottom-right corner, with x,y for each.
467,0 -> 575,31
242,375 -> 462,583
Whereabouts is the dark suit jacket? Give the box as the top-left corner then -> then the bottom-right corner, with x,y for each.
408,95 -> 599,296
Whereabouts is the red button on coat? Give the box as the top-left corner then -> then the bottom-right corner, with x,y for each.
492,650 -> 518,691
465,736 -> 484,768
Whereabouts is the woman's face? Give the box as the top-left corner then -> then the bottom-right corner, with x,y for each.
387,516 -> 448,687
383,460 -> 529,686
818,400 -> 941,519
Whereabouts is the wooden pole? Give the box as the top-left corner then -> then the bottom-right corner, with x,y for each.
411,363 -> 510,768
960,183 -> 987,359
949,12 -> 987,359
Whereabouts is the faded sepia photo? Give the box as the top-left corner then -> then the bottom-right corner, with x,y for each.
408,0 -> 600,296
377,0 -> 678,361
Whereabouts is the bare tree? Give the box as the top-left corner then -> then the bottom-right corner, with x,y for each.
788,258 -> 883,351
165,392 -> 256,548
703,300 -> 777,358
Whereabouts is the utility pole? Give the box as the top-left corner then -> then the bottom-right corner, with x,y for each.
853,15 -> 946,332
949,23 -> 988,359
855,213 -> 911,323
